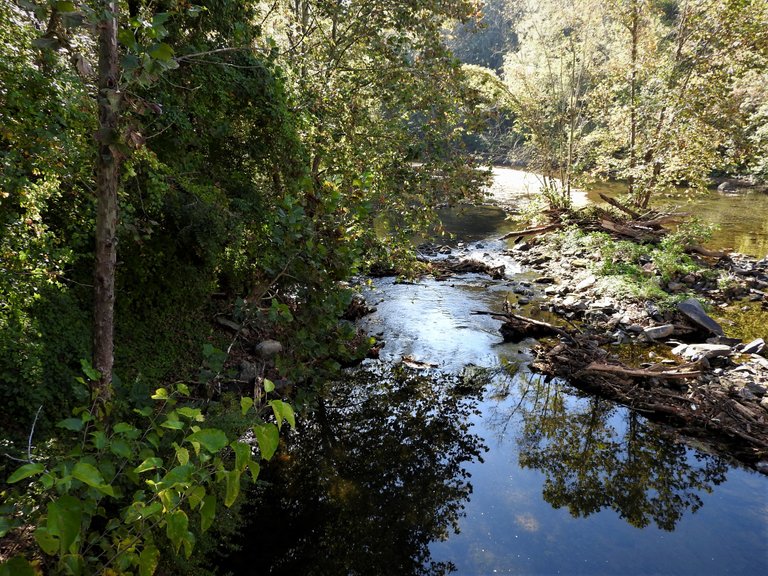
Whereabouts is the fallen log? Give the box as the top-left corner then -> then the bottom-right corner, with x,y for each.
499,223 -> 561,241
578,362 -> 700,380
598,192 -> 642,219
473,310 -> 576,343
686,245 -> 729,258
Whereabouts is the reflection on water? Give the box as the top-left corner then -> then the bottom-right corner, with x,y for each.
504,372 -> 729,531
220,365 -> 487,576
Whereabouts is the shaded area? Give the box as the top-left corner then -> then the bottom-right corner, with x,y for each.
219,364 -> 487,576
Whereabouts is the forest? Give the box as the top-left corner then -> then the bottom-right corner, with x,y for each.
1,0 -> 766,574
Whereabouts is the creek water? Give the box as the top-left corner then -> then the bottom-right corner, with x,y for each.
221,168 -> 768,575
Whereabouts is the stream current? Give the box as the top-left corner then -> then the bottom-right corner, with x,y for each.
221,169 -> 768,575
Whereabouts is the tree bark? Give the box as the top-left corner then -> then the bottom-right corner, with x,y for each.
93,1 -> 120,406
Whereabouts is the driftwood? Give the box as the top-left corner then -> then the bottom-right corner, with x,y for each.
598,192 -> 642,219
499,223 -> 561,241
599,218 -> 662,241
686,245 -> 729,258
433,259 -> 505,280
579,362 -> 700,380
472,310 -> 576,343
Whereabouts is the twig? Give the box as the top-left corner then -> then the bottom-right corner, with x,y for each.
28,405 -> 43,462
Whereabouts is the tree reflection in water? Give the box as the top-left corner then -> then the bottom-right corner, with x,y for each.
222,363 -> 487,576
494,370 -> 730,531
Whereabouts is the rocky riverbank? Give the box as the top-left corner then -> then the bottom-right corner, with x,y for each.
500,230 -> 768,471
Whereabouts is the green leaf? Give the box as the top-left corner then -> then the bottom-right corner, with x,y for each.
57,418 -> 84,432
149,42 -> 174,62
161,465 -> 192,486
177,407 -> 203,421
80,358 -> 100,381
34,526 -> 59,555
72,462 -> 105,488
248,460 -> 260,482
200,494 -> 216,533
134,457 -> 163,474
186,429 -> 228,453
232,441 -> 251,473
110,439 -> 132,458
151,387 -> 169,400
139,543 -> 160,576
90,430 -> 107,450
165,510 -> 188,554
253,423 -> 279,461
176,383 -> 190,396
263,378 -> 275,393
224,470 -> 240,508
187,485 -> 205,509
113,422 -> 136,434
54,1 -> 77,12
0,556 -> 36,576
175,446 -> 190,465
0,516 -> 10,538
240,396 -> 254,416
47,495 -> 82,554
7,463 -> 45,484
270,399 -> 296,430
160,417 -> 185,430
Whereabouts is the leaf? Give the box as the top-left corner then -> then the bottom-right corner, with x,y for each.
176,383 -> 190,396
80,358 -> 100,381
263,378 -> 275,393
0,556 -> 36,576
47,495 -> 82,554
175,446 -> 189,465
151,387 -> 169,400
186,429 -> 228,453
134,457 -> 163,474
248,460 -> 260,482
200,494 -> 216,533
160,417 -> 185,430
160,465 -> 192,486
165,510 -> 188,554
232,442 -> 251,473
57,418 -> 84,432
177,407 -> 203,421
139,543 -> 160,576
110,439 -> 132,458
149,42 -> 174,62
187,485 -> 205,510
7,463 -> 45,483
253,423 -> 279,461
34,526 -> 59,555
54,1 -> 77,12
270,399 -> 296,430
224,470 -> 240,508
113,422 -> 136,434
240,396 -> 253,416
72,462 -> 106,488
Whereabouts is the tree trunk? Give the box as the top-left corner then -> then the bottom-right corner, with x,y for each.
93,0 -> 120,406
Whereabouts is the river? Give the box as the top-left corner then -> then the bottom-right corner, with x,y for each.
219,168 -> 768,575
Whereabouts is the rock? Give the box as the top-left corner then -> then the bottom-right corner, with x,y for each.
627,324 -> 644,334
643,324 -> 675,340
761,397 -> 768,412
571,258 -> 590,268
216,316 -> 242,332
671,343 -> 732,361
667,281 -> 685,292
535,276 -> 555,284
741,338 -> 765,354
706,336 -> 742,347
575,275 -> 596,291
644,301 -> 663,322
677,298 -> 724,335
238,360 -> 260,383
438,245 -> 452,254
255,339 -> 283,358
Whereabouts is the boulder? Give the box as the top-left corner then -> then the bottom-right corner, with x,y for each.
643,324 -> 675,340
741,338 -> 765,355
255,339 -> 283,358
671,343 -> 732,361
677,298 -> 724,335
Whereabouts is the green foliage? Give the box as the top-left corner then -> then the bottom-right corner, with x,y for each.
1,380 -> 294,575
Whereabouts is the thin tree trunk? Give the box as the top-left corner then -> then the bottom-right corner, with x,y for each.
93,0 -> 120,406
628,1 -> 638,201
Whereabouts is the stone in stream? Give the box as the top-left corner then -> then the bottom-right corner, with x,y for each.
643,324 -> 675,340
671,343 -> 732,361
677,298 -> 724,336
741,338 -> 765,354
575,275 -> 596,291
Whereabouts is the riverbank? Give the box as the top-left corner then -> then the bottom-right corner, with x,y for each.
488,227 -> 768,472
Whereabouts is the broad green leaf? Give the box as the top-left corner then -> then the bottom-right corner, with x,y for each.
80,358 -> 100,381
253,423 -> 279,461
200,494 -> 216,533
7,463 -> 45,483
224,470 -> 240,507
149,42 -> 174,62
0,516 -> 10,538
0,556 -> 36,576
270,399 -> 296,430
72,462 -> 106,488
160,418 -> 185,430
176,383 -> 190,396
161,464 -> 192,486
186,429 -> 228,453
177,407 -> 203,421
90,430 -> 107,450
134,457 -> 163,474
240,396 -> 254,416
232,441 -> 251,473
34,525 -> 59,555
248,460 -> 260,482
187,485 -> 205,509
113,421 -> 138,436
151,387 -> 169,400
165,510 -> 188,554
110,439 -> 132,458
47,495 -> 82,554
139,543 -> 160,576
175,446 -> 190,465
57,418 -> 84,432
54,1 -> 77,12
263,378 -> 275,393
